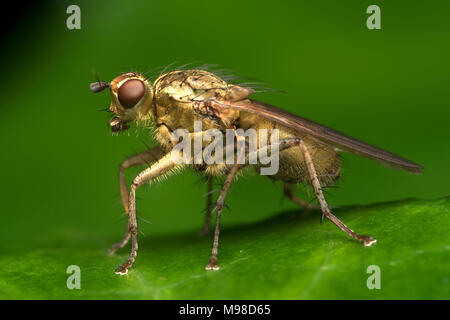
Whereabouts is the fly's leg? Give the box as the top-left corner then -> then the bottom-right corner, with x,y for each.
115,152 -> 179,275
199,175 -> 213,236
109,147 -> 164,255
205,164 -> 241,270
118,147 -> 165,213
203,137 -> 312,270
283,183 -> 317,210
297,139 -> 377,247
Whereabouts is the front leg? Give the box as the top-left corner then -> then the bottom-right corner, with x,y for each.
109,147 -> 164,255
115,152 -> 180,275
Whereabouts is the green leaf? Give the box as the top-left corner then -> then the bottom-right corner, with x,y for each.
0,198 -> 448,299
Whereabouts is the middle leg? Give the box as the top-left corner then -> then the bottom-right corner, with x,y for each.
205,164 -> 240,270
200,175 -> 214,236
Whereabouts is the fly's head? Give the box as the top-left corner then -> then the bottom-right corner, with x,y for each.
90,72 -> 154,133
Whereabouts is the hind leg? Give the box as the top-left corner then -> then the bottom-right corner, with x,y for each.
297,139 -> 376,246
276,138 -> 375,246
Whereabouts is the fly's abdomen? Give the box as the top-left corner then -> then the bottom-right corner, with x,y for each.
238,111 -> 341,185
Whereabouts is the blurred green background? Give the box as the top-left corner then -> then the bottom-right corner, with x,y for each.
0,0 -> 448,299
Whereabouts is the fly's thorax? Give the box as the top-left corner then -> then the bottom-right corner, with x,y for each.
109,72 -> 154,124
151,69 -> 247,146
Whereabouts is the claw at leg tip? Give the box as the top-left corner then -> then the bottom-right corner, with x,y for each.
115,268 -> 128,275
205,264 -> 220,271
364,238 -> 377,247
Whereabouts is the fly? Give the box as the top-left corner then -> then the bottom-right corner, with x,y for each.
90,68 -> 423,275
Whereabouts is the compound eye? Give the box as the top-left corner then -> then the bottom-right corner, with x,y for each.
117,79 -> 145,109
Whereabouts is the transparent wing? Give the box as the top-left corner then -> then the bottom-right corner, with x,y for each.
209,99 -> 423,174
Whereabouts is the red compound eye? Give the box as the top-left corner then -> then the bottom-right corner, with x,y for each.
117,79 -> 145,109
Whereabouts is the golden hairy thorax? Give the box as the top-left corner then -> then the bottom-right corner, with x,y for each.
145,69 -> 340,184
151,69 -> 244,135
